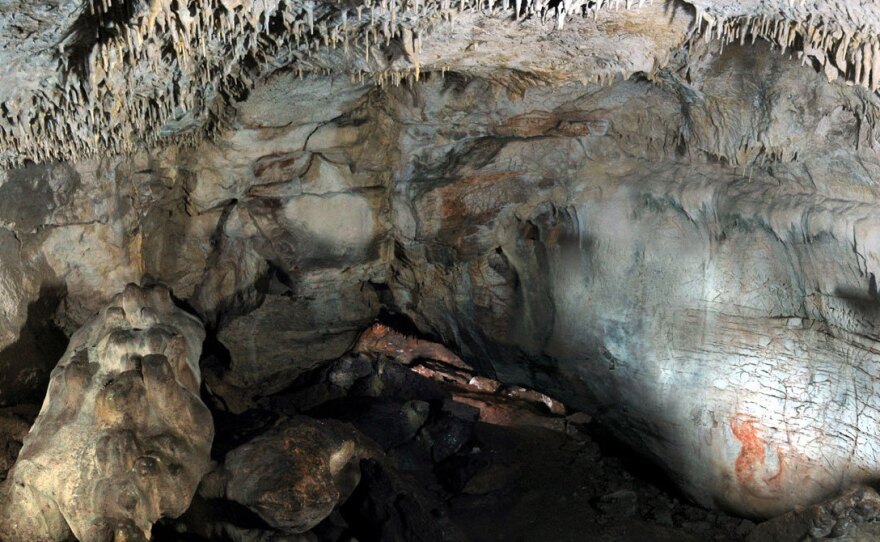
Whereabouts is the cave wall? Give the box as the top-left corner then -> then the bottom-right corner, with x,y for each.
385,46 -> 880,516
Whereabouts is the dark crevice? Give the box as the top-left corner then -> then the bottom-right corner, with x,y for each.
0,284 -> 68,407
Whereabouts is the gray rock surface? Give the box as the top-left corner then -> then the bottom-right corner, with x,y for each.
218,290 -> 378,397
378,46 -> 880,518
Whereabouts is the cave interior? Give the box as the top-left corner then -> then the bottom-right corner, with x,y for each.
2,0 -> 880,541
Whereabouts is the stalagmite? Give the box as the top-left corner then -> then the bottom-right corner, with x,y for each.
0,284 -> 213,542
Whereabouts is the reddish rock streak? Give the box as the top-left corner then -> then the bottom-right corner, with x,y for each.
729,415 -> 785,497
355,323 -> 471,370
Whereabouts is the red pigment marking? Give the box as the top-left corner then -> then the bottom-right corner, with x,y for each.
438,172 -> 520,219
729,415 -> 785,495
730,416 -> 765,486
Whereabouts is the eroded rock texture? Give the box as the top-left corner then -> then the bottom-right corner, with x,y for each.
365,47 -> 880,518
0,284 -> 213,542
4,0 -> 880,167
746,486 -> 880,542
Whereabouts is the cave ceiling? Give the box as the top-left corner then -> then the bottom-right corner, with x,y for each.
1,0 -> 880,165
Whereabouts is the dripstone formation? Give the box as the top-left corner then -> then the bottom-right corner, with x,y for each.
0,284 -> 213,542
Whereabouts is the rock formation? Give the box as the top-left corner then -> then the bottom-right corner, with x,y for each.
4,0 -> 880,167
0,284 -> 213,542
383,54 -> 880,517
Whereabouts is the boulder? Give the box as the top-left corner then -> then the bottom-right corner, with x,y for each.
221,416 -> 374,534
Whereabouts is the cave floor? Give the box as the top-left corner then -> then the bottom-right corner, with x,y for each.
446,421 -> 753,542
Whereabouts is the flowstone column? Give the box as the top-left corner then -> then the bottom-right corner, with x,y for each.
0,284 -> 214,542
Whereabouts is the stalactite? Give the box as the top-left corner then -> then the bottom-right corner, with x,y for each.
8,0 -> 877,168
